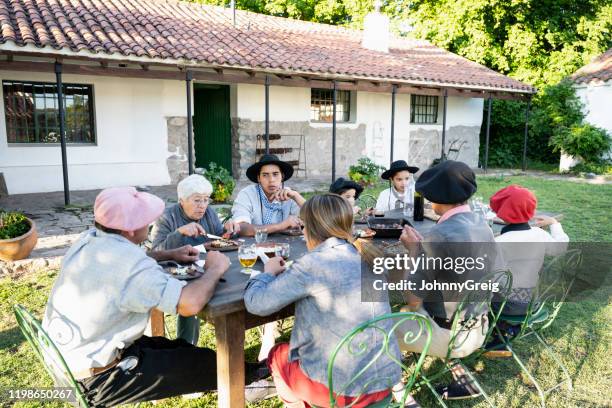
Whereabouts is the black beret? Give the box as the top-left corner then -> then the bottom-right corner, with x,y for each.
415,160 -> 477,204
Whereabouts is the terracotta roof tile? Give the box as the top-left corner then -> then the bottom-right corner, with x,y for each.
0,0 -> 534,92
571,48 -> 612,85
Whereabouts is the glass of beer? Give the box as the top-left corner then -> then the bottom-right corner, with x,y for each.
238,245 -> 258,274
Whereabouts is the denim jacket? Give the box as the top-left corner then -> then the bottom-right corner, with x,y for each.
244,237 -> 401,396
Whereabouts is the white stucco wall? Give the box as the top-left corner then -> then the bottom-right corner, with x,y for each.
234,83 -> 484,169
0,70 -> 185,194
575,82 -> 612,134
1,74 -> 485,195
561,81 -> 612,170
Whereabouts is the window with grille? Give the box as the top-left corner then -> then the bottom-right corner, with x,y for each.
3,80 -> 95,144
310,88 -> 352,122
410,94 -> 439,124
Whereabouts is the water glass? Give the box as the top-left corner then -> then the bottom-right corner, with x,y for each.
275,243 -> 291,260
255,228 -> 268,244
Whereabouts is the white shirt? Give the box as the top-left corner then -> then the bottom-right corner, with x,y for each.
231,184 -> 299,225
42,229 -> 186,373
375,186 -> 414,212
495,223 -> 569,313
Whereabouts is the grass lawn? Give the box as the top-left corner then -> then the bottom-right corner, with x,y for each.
1,175 -> 610,407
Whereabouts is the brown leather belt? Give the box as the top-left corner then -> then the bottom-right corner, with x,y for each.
73,357 -> 121,380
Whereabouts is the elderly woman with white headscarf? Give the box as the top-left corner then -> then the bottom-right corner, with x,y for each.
150,174 -> 240,345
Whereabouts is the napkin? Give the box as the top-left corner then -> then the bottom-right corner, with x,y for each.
194,244 -> 207,253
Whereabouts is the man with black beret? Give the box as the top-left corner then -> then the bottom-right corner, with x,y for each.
394,160 -> 505,402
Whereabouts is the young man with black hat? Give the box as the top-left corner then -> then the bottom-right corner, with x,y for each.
375,160 -> 419,213
394,160 -> 505,402
232,154 -> 306,237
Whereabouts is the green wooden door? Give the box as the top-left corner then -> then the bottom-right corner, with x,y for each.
193,84 -> 232,174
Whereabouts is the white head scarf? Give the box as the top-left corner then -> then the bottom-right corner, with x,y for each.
177,174 -> 213,201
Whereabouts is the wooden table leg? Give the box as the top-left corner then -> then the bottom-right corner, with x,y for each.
149,309 -> 165,337
215,311 -> 246,408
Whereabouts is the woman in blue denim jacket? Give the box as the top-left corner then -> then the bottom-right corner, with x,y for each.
245,193 -> 401,407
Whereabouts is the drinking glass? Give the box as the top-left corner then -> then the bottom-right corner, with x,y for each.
255,228 -> 268,244
402,203 -> 413,217
238,245 -> 258,274
275,243 -> 291,260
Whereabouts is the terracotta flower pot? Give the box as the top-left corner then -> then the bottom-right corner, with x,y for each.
0,217 -> 38,262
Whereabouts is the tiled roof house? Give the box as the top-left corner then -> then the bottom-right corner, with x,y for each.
0,0 -> 534,195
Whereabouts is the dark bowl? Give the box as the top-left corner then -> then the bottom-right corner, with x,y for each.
367,217 -> 409,238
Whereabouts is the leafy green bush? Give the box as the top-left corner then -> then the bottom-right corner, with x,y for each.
569,160 -> 612,175
348,157 -> 385,186
479,99 -> 558,168
550,123 -> 611,164
480,81 -> 611,169
0,211 -> 31,240
202,162 -> 236,203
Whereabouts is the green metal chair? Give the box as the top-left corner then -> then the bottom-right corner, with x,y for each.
327,312 -> 431,408
326,312 -> 433,407
13,304 -> 90,408
493,249 -> 582,407
415,269 -> 514,408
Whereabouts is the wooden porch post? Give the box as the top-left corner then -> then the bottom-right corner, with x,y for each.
186,70 -> 194,175
484,96 -> 492,172
441,88 -> 448,161
54,62 -> 70,205
332,80 -> 337,182
265,75 -> 270,154
390,84 -> 396,165
522,97 -> 531,171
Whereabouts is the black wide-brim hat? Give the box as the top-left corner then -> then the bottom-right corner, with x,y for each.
246,154 -> 294,183
381,160 -> 419,180
329,177 -> 364,199
415,160 -> 477,204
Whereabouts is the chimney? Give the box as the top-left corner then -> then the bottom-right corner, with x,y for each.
361,0 -> 390,53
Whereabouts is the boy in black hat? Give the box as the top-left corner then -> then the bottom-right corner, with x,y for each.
231,154 -> 306,237
375,160 -> 419,213
394,160 -> 505,401
231,154 -> 306,368
329,177 -> 374,216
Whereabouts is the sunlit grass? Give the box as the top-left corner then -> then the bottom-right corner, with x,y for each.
1,175 -> 610,407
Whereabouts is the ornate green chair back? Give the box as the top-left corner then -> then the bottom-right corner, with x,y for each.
519,249 -> 582,333
446,269 -> 513,360
327,312 -> 433,408
13,304 -> 90,408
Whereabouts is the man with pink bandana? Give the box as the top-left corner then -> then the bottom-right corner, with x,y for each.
42,187 -> 266,407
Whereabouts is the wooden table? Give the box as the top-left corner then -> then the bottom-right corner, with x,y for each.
197,234 -> 308,408
149,209 -> 561,407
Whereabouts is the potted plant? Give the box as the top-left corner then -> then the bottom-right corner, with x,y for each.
348,157 -> 385,187
0,210 -> 38,261
203,162 -> 236,204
